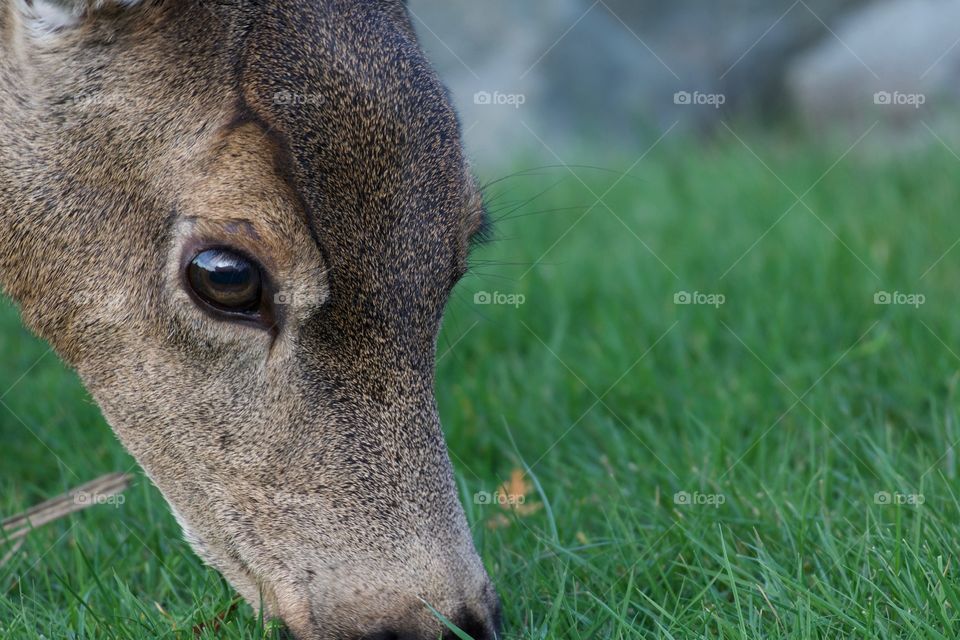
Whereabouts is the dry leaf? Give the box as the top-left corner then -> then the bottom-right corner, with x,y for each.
499,469 -> 531,503
485,513 -> 511,530
497,469 -> 542,517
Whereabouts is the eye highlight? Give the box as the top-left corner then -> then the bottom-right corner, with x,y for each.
186,248 -> 263,314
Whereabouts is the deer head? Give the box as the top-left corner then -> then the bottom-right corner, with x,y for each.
0,0 -> 501,637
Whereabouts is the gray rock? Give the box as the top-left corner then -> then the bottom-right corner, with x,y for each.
787,0 -> 960,130
407,0 -> 878,166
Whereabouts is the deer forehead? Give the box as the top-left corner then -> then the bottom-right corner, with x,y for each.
178,121 -> 323,281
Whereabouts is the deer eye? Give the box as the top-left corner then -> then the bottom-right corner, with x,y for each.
186,248 -> 263,313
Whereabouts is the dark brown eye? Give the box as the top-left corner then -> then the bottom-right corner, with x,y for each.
186,249 -> 262,313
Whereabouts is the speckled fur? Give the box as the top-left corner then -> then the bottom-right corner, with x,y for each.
0,1 -> 499,638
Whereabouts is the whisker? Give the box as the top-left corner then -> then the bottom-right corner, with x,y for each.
464,272 -> 522,284
495,205 -> 593,223
479,164 -> 644,195
488,179 -> 566,221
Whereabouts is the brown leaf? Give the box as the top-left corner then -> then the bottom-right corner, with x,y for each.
497,469 -> 542,517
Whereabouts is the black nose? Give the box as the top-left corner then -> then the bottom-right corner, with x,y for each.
360,606 -> 501,640
441,608 -> 497,640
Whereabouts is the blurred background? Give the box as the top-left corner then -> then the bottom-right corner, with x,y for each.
409,0 -> 960,165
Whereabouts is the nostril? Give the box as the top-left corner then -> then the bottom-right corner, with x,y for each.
360,632 -> 403,640
360,599 -> 501,640
360,613 -> 493,640
360,633 -> 403,640
442,609 -> 496,640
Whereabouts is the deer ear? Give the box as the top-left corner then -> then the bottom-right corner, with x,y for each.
15,0 -> 143,34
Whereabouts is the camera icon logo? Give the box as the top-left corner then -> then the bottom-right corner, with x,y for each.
474,91 -> 492,105
874,491 -> 892,505
474,291 -> 493,305
473,491 -> 493,505
674,91 -> 692,105
873,91 -> 892,105
874,291 -> 891,305
273,90 -> 292,105
274,291 -> 294,305
673,491 -> 691,505
674,291 -> 692,305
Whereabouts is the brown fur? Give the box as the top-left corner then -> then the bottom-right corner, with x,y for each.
0,1 -> 499,638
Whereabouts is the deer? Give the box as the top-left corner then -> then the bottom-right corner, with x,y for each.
0,0 -> 502,638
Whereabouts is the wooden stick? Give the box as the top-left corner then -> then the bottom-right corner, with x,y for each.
0,538 -> 24,567
1,472 -> 134,545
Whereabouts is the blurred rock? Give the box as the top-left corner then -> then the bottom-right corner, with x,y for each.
787,0 -> 960,131
407,0 -> 872,166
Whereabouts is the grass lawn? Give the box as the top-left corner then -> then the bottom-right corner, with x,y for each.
2,125 -> 960,638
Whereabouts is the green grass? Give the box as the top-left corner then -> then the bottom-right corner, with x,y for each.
4,126 -> 960,638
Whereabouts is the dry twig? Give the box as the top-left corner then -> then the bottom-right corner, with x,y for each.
0,472 -> 133,566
